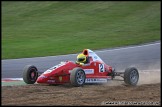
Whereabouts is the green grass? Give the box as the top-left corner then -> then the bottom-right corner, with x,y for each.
2,1 -> 160,59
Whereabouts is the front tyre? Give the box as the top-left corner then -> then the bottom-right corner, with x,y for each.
70,67 -> 86,87
124,67 -> 139,86
23,65 -> 38,84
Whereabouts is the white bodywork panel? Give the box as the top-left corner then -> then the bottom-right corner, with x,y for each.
85,49 -> 104,63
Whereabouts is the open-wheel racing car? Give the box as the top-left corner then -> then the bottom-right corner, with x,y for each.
23,49 -> 139,86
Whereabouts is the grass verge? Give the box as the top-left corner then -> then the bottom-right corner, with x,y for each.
2,1 -> 160,59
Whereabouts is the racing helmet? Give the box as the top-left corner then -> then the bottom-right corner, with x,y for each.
77,53 -> 87,63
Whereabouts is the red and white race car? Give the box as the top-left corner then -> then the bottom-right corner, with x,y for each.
23,49 -> 139,86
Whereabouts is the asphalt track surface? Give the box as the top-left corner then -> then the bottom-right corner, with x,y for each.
2,41 -> 160,78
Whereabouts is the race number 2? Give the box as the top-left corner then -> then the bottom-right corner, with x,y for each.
99,64 -> 105,72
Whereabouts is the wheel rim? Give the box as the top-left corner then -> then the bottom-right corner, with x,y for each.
130,70 -> 138,84
29,68 -> 37,81
76,70 -> 85,85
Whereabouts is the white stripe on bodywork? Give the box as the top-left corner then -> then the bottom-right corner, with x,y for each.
85,78 -> 110,83
83,69 -> 94,74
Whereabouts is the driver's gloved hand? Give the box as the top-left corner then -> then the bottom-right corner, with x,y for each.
76,61 -> 84,66
79,63 -> 84,66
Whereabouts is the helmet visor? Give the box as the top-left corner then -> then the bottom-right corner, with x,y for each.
78,57 -> 85,62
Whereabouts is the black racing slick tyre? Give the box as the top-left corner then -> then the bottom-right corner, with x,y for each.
124,67 -> 139,86
70,67 -> 86,87
23,65 -> 38,84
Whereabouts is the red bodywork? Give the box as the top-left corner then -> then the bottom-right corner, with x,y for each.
36,49 -> 113,84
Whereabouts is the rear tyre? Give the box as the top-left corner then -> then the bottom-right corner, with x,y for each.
23,65 -> 38,84
70,67 -> 86,87
124,67 -> 139,86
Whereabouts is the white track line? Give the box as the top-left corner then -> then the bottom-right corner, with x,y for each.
96,42 -> 160,53
2,78 -> 23,82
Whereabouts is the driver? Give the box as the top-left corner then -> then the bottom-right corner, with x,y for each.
76,53 -> 89,66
